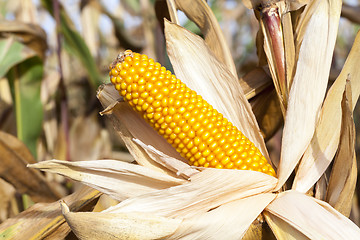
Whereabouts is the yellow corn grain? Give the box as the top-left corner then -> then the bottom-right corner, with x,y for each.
109,50 -> 276,177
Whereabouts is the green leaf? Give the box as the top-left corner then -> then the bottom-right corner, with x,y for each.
0,38 -> 37,79
7,57 -> 43,157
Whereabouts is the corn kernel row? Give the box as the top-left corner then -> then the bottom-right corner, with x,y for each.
109,50 -> 276,177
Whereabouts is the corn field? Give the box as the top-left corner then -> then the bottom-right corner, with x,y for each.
1,0 -> 360,239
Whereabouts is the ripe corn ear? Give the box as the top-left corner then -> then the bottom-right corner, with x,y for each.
109,50 -> 276,177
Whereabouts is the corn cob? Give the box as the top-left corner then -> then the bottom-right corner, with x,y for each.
109,50 -> 276,177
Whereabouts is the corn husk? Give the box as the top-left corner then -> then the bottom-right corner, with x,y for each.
61,201 -> 181,240
168,0 -> 237,76
29,159 -> 186,201
292,31 -> 360,192
104,169 -> 277,218
325,81 -> 357,217
264,211 -> 309,240
276,0 -> 342,189
265,190 -> 360,239
133,138 -> 199,178
165,20 -> 270,162
170,193 -> 276,239
240,67 -> 272,100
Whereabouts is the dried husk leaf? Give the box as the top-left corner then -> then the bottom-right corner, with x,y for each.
0,131 -> 62,202
165,20 -> 271,162
264,211 -> 309,240
170,193 -> 276,239
276,0 -> 342,189
0,186 -> 100,240
292,31 -> 360,192
265,190 -> 360,239
133,139 -> 199,178
325,81 -> 357,217
105,169 -> 277,218
97,84 -> 184,178
29,159 -> 186,201
240,67 -> 272,100
60,201 -> 181,240
167,0 -> 237,76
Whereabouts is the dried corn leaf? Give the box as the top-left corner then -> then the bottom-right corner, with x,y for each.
170,0 -> 237,76
0,131 -> 61,202
264,211 -> 309,240
80,1 -> 100,57
69,113 -> 111,161
325,81 -> 357,217
0,20 -> 47,60
165,20 -> 270,162
105,169 -> 277,218
292,31 -> 360,193
276,0 -> 342,189
97,84 -> 184,177
170,193 -> 276,239
0,178 -> 16,222
342,3 -> 360,25
265,190 -> 360,239
29,159 -> 185,201
0,186 -> 100,240
60,201 -> 181,240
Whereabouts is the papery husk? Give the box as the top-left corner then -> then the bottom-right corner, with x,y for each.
167,0 -> 237,76
276,0 -> 342,189
60,201 -> 181,240
292,31 -> 360,193
29,159 -> 186,201
0,131 -> 62,202
165,20 -> 271,162
104,169 -> 277,218
325,81 -> 357,217
240,67 -> 272,100
97,84 -> 185,178
169,193 -> 276,239
133,139 -> 199,178
0,186 -> 100,240
264,211 -> 309,240
265,190 -> 360,239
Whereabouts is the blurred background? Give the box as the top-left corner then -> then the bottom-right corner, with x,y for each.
0,0 -> 359,226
